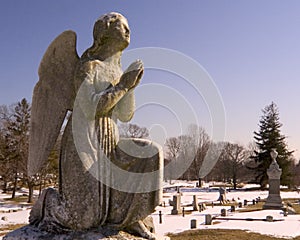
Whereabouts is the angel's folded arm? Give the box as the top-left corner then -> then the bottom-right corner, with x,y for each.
95,83 -> 128,114
113,89 -> 135,122
75,74 -> 128,119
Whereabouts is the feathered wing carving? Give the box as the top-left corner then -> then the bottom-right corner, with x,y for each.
28,30 -> 79,176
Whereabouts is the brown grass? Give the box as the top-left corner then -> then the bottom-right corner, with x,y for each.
290,203 -> 300,214
236,198 -> 300,214
0,224 -> 26,236
168,229 -> 299,240
3,196 -> 27,202
237,201 -> 265,213
3,195 -> 35,205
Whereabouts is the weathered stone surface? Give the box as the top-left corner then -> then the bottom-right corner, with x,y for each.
28,30 -> 79,176
192,195 -> 199,211
3,225 -> 148,240
217,187 -> 227,204
205,214 -> 212,225
171,195 -> 182,215
220,208 -> 227,217
190,219 -> 197,229
265,215 -> 274,222
263,149 -> 283,210
267,162 -> 282,180
6,12 -> 163,240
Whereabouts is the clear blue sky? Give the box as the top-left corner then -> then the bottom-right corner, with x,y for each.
1,1 -> 300,158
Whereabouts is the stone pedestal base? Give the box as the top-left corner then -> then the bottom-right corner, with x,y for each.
263,194 -> 283,209
3,225 -> 153,240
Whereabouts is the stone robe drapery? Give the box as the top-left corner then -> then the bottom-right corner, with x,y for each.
29,59 -> 162,233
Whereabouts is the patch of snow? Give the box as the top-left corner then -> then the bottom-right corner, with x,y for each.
1,182 -> 300,239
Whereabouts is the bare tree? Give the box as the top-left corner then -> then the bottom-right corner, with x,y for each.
164,125 -> 211,181
176,135 -> 195,180
165,137 -> 181,160
187,124 -> 210,183
118,123 -> 149,138
206,142 -> 250,188
207,142 -> 229,182
223,143 -> 248,189
165,137 -> 181,181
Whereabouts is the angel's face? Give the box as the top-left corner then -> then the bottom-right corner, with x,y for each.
107,17 -> 130,50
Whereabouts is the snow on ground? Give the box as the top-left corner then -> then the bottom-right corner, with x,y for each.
151,182 -> 300,239
1,183 -> 300,239
0,209 -> 30,225
0,189 -> 37,239
152,205 -> 300,239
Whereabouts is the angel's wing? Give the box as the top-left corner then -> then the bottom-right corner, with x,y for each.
28,30 -> 79,176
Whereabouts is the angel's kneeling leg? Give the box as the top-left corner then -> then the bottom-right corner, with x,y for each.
29,188 -> 70,233
106,138 -> 162,239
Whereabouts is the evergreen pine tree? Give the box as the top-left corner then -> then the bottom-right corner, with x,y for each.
252,102 -> 293,188
7,98 -> 31,199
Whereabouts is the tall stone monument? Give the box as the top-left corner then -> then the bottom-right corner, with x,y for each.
263,149 -> 283,209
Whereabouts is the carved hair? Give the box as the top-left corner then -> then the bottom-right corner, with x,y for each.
94,12 -> 124,38
81,12 -> 127,60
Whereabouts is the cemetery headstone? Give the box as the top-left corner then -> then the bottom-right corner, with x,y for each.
221,208 -> 227,217
231,205 -> 236,212
171,195 -> 182,215
205,214 -> 212,225
192,195 -> 199,211
266,215 -> 274,222
190,219 -> 197,229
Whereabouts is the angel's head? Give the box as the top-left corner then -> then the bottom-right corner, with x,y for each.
93,12 -> 130,51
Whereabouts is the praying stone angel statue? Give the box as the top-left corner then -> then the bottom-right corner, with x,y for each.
4,12 -> 163,240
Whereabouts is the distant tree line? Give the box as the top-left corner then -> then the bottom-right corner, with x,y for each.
164,102 -> 298,190
164,124 -> 254,189
0,99 -> 298,202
